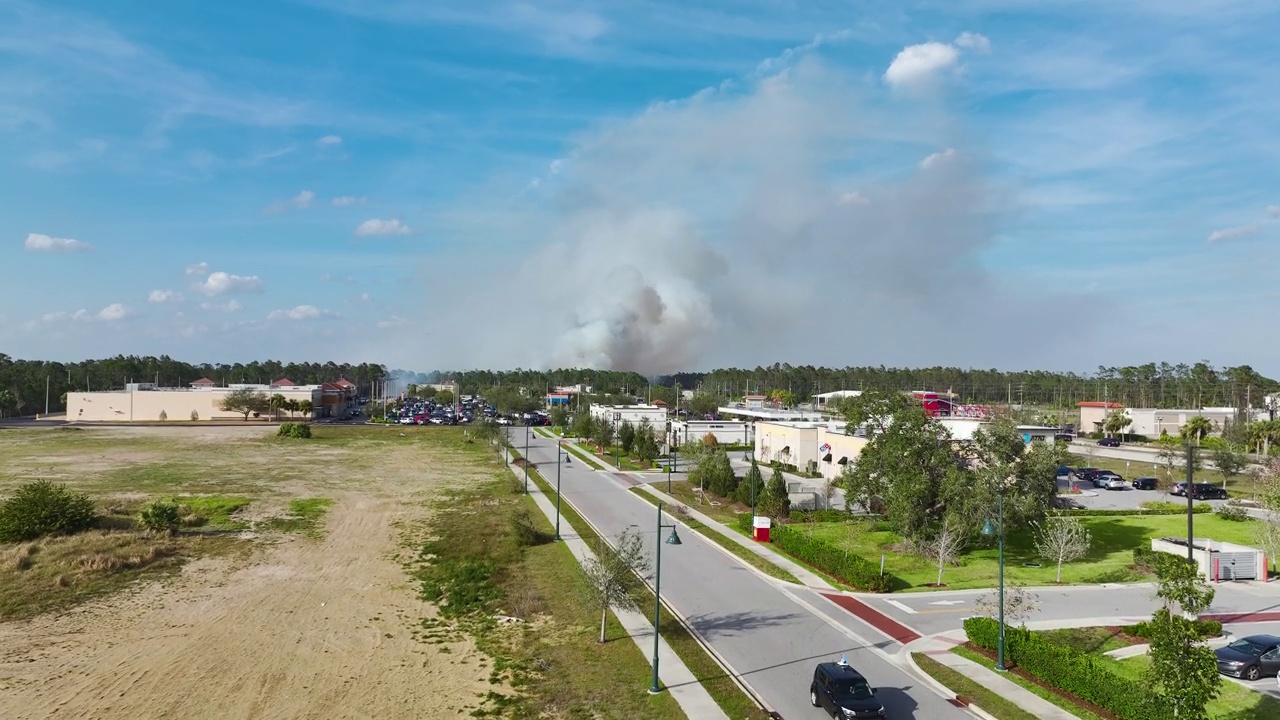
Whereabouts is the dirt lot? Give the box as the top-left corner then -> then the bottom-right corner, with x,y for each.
0,425 -> 496,719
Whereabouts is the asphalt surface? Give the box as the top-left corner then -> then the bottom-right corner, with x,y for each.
517,432 -> 970,720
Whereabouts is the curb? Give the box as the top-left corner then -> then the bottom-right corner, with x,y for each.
902,651 -> 997,720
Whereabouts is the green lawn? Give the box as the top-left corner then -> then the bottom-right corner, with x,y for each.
562,440 -> 608,469
808,513 -> 1263,591
951,645 -> 1109,720
1107,655 -> 1280,719
911,654 -> 1039,720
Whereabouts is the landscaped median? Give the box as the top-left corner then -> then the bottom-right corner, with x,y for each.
910,653 -> 1039,720
508,449 -> 772,720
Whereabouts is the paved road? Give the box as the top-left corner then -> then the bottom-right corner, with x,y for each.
519,433 -> 969,720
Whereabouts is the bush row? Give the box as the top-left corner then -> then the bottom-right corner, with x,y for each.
963,617 -> 1172,719
1121,618 -> 1221,639
735,513 -> 895,592
1051,504 -> 1211,517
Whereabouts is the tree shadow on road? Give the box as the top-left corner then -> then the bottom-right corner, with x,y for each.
686,609 -> 805,639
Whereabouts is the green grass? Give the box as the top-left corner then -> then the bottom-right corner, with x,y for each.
175,495 -> 251,529
805,512 -> 1264,591
627,487 -> 802,585
910,653 -> 1039,720
562,441 -> 607,469
520,462 -> 770,720
1109,654 -> 1280,718
261,498 -> 334,538
1032,626 -> 1136,654
951,645 -> 1109,720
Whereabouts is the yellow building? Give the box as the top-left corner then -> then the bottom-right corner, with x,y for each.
68,380 -> 326,422
753,421 -> 868,481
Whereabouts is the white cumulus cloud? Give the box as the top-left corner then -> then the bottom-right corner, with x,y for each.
354,218 -> 412,236
267,304 -> 334,321
148,289 -> 181,303
292,190 -> 314,209
955,32 -> 991,53
331,195 -> 367,206
185,261 -> 209,277
838,191 -> 870,205
96,303 -> 129,321
1207,225 -> 1259,243
920,148 -> 958,168
194,271 -> 263,296
24,233 -> 92,253
884,42 -> 960,89
317,135 -> 343,146
199,300 -> 244,313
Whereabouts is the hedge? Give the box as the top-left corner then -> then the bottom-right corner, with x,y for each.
963,617 -> 1172,719
1122,618 -> 1221,639
736,513 -> 895,592
788,509 -> 850,523
1051,505 -> 1211,517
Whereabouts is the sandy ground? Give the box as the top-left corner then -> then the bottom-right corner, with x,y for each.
0,428 -> 495,720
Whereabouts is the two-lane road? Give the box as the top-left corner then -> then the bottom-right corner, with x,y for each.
518,433 -> 969,720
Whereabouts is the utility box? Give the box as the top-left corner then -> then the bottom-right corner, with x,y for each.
1150,538 -> 1267,582
752,516 -> 771,543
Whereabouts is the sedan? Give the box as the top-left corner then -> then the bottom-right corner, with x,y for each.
1215,635 -> 1280,680
1170,482 -> 1188,497
1098,437 -> 1121,447
1132,477 -> 1159,490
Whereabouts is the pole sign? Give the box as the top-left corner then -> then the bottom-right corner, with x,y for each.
614,412 -> 622,420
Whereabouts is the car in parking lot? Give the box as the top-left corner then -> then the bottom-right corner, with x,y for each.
1105,477 -> 1128,491
1093,472 -> 1123,488
1170,482 -> 1189,496
1132,477 -> 1158,490
1189,483 -> 1229,500
1215,634 -> 1280,680
809,659 -> 885,718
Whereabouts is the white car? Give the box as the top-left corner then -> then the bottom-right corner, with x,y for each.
1106,477 -> 1127,491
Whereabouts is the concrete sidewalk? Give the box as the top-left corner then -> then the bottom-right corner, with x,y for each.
632,482 -> 836,590
903,631 -> 1082,720
505,455 -> 728,720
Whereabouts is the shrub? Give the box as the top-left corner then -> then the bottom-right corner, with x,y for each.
790,509 -> 848,523
736,512 -> 894,592
138,500 -> 181,535
190,410 -> 200,421
1132,547 -> 1160,572
963,617 -> 1172,719
510,508 -> 551,547
158,410 -> 168,421
0,480 -> 98,542
1122,618 -> 1220,639
277,422 -> 312,439
1215,504 -> 1249,521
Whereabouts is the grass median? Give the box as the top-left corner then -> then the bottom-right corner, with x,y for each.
910,653 -> 1038,720
627,487 -> 801,585
513,451 -> 772,720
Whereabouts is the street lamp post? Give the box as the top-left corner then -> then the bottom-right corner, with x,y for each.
1185,441 -> 1195,564
524,424 -> 530,494
650,501 -> 682,694
555,439 -> 563,541
981,484 -> 1007,672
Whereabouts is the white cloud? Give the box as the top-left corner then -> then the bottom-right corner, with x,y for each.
147,289 -> 181,303
316,135 -> 343,146
1267,205 -> 1280,218
24,232 -> 91,253
755,29 -> 855,77
884,42 -> 960,89
837,191 -> 870,205
377,315 -> 408,329
199,300 -> 244,313
1206,225 -> 1259,243
358,292 -> 371,303
331,195 -> 367,206
354,218 -> 412,236
267,304 -> 334,321
184,261 -> 209,277
919,148 -> 958,169
955,32 -> 992,53
292,190 -> 314,209
194,271 -> 263,296
96,303 -> 129,321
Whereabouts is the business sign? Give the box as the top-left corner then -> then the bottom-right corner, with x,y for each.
613,412 -> 622,420
819,443 -> 831,454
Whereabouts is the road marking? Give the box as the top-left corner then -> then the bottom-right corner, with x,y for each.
884,599 -> 917,614
929,600 -> 966,606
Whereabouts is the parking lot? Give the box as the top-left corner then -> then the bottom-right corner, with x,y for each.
1057,473 -> 1233,511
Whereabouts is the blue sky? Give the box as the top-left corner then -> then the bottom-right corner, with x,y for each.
2,0 -> 1277,375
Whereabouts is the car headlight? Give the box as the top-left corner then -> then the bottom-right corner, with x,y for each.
1223,660 -> 1243,666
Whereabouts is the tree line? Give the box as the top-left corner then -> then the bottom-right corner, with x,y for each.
0,354 -> 387,416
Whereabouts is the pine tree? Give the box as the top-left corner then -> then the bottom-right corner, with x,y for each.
761,464 -> 791,520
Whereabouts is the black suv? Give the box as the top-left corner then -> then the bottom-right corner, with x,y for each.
1189,483 -> 1229,500
1132,477 -> 1159,490
1098,437 -> 1121,447
810,661 -> 885,718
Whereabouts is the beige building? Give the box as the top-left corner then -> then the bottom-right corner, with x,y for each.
68,379 -> 327,422
753,421 -> 869,481
1077,401 -> 1125,434
589,403 -> 667,429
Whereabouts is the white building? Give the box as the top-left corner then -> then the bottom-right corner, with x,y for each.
589,403 -> 667,430
813,390 -> 862,410
753,420 -> 868,482
1123,408 -> 1240,438
672,419 -> 751,448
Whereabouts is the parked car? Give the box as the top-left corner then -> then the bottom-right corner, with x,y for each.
809,660 -> 885,718
1094,472 -> 1122,488
1056,465 -> 1073,478
1054,433 -> 1075,443
1189,483 -> 1229,500
1106,477 -> 1128,491
1098,437 -> 1121,447
1074,468 -> 1101,483
1132,477 -> 1159,490
1215,635 -> 1280,680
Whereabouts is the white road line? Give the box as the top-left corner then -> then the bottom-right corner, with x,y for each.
885,599 -> 917,615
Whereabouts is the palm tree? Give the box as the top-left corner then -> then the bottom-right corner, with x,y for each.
298,399 -> 314,419
1181,415 -> 1214,446
269,393 -> 287,421
284,398 -> 299,418
1103,411 -> 1132,439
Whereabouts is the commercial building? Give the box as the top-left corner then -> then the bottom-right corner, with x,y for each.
753,420 -> 868,482
812,390 -> 862,410
589,403 -> 667,429
67,378 -> 353,422
671,419 -> 751,448
545,392 -> 571,407
1123,408 -> 1242,438
1077,401 -> 1126,434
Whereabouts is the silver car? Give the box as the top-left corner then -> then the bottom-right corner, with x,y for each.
1106,477 -> 1127,491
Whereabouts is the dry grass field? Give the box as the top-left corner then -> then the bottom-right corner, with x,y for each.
0,425 -> 498,720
